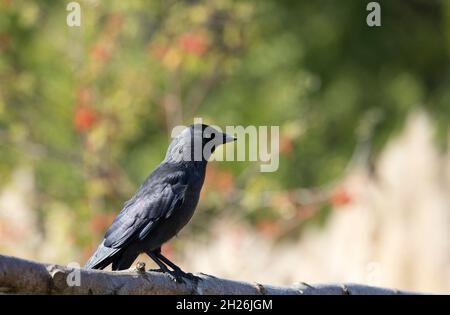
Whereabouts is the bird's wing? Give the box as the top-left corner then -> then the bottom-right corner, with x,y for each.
103,170 -> 187,249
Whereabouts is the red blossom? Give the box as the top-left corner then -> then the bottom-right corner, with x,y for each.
178,32 -> 207,56
330,187 -> 353,207
202,165 -> 235,200
74,105 -> 97,133
280,135 -> 294,155
256,219 -> 280,237
91,43 -> 110,62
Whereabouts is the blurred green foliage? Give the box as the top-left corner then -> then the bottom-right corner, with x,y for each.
1,0 -> 449,255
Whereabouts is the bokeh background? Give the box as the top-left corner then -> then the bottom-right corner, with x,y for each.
1,0 -> 450,293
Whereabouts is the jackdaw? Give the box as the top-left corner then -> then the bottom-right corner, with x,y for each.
84,124 -> 236,281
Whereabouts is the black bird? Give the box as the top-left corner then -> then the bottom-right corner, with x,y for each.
84,124 -> 236,281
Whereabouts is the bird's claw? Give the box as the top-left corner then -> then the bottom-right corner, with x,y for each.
146,267 -> 184,283
162,268 -> 198,284
166,270 -> 184,284
182,272 -> 198,281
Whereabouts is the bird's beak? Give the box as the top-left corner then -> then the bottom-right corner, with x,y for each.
223,133 -> 237,144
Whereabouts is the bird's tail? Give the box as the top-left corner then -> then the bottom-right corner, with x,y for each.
84,241 -> 120,270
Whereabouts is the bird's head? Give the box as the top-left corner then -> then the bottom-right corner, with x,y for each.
165,124 -> 236,163
190,123 -> 236,150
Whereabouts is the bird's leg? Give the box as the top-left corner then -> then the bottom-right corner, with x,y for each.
155,252 -> 197,281
146,251 -> 171,273
154,252 -> 182,272
146,250 -> 183,283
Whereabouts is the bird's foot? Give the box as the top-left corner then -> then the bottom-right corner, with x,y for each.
158,268 -> 193,284
170,269 -> 199,284
145,267 -> 184,282
181,271 -> 199,281
165,270 -> 184,284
